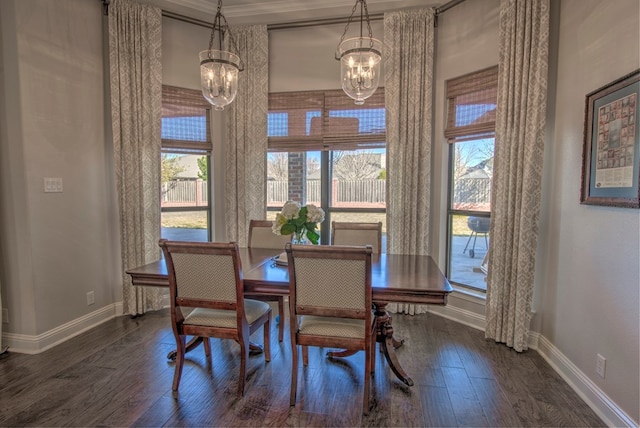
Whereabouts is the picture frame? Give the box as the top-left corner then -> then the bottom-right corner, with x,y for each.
581,69 -> 640,208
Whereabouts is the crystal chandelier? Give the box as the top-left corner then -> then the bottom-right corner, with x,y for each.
335,0 -> 382,105
199,0 -> 244,111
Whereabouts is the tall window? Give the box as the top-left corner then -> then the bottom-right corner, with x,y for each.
444,66 -> 498,292
267,90 -> 386,247
160,85 -> 212,242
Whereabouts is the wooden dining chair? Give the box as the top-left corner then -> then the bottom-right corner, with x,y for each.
246,219 -> 291,342
331,221 -> 383,254
159,239 -> 271,397
286,243 -> 375,415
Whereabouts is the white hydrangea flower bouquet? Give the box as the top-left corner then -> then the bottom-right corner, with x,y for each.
272,201 -> 325,244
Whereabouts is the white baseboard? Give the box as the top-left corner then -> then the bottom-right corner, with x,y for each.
427,302 -> 486,331
2,303 -> 121,354
531,332 -> 637,428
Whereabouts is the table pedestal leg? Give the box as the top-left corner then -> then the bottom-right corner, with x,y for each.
374,302 -> 414,387
326,302 -> 414,387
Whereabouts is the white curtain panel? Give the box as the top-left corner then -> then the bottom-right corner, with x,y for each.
224,25 -> 268,246
384,8 -> 435,315
485,0 -> 549,352
108,0 -> 164,315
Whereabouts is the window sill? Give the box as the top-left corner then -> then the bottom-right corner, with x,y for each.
451,284 -> 487,303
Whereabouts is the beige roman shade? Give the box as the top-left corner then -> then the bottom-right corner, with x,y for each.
161,85 -> 212,154
444,65 -> 498,143
268,89 -> 386,152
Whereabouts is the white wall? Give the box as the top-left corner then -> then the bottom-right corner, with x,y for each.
537,0 -> 640,423
269,21 -> 383,93
0,0 -> 119,347
0,0 -> 37,337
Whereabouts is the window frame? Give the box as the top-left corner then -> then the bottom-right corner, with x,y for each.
444,67 -> 498,292
267,89 -> 387,244
161,85 -> 213,242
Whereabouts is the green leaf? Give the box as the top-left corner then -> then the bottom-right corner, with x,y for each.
298,206 -> 308,222
306,229 -> 319,244
281,223 -> 296,235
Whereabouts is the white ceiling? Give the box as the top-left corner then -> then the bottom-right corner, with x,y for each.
142,0 -> 442,26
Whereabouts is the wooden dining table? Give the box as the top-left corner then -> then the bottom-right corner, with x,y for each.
126,247 -> 453,387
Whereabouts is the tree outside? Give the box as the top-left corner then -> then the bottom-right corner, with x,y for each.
196,156 -> 208,181
161,154 -> 186,195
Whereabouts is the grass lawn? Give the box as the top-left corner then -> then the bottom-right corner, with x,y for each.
162,211 -> 207,229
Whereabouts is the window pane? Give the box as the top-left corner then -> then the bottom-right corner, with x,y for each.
448,137 -> 493,291
448,214 -> 489,291
451,138 -> 493,212
267,152 -> 288,209
267,91 -> 386,246
329,149 -> 386,208
267,151 -> 321,208
161,211 -> 208,242
161,153 -> 209,242
326,148 -> 386,250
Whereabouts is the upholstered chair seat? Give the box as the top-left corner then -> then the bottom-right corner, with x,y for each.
298,316 -> 365,339
185,299 -> 271,328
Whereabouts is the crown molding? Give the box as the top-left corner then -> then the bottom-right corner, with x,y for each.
145,0 -> 439,25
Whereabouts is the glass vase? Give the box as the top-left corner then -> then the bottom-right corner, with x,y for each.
292,230 -> 307,245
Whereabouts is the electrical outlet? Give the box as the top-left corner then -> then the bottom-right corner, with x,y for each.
87,291 -> 95,306
596,353 -> 606,378
43,177 -> 63,193
2,308 -> 8,324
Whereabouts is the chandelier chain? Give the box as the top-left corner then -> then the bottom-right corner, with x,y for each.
205,0 -> 244,71
336,0 -> 375,51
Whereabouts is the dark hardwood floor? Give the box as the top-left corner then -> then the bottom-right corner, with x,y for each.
0,307 -> 605,427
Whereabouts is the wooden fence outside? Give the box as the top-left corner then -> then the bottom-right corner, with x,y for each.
161,177 -> 490,210
161,180 -> 208,207
267,179 -> 386,208
452,178 -> 492,211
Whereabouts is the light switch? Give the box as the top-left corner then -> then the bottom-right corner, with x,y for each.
44,177 -> 63,193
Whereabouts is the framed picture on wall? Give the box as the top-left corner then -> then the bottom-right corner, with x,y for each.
581,69 -> 640,208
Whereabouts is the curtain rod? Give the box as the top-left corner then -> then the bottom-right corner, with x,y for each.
160,10 -> 383,31
435,0 -> 466,15
434,0 -> 467,26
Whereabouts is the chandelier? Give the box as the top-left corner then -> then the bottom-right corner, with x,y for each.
199,0 -> 244,110
335,0 -> 382,105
